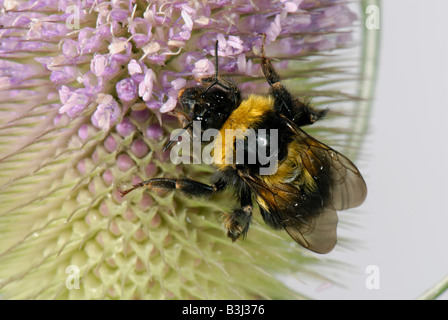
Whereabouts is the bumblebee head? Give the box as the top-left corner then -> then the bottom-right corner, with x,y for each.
178,40 -> 241,130
179,78 -> 241,130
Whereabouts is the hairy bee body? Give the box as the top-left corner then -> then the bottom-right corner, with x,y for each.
121,39 -> 367,254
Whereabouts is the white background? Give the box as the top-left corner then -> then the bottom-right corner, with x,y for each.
296,0 -> 448,299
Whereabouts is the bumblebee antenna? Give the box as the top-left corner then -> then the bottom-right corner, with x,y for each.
163,121 -> 193,151
202,40 -> 229,95
213,40 -> 219,81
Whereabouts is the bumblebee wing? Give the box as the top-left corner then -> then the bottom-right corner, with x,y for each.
284,207 -> 338,254
239,173 -> 338,254
237,119 -> 366,253
284,124 -> 366,252
289,119 -> 367,211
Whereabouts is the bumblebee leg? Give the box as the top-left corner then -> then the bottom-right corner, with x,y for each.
166,109 -> 191,128
222,188 -> 253,241
120,178 -> 222,197
260,40 -> 295,116
260,36 -> 327,125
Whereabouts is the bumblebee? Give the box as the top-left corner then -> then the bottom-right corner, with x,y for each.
121,37 -> 367,254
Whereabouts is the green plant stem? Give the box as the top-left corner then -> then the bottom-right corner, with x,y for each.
418,274 -> 448,300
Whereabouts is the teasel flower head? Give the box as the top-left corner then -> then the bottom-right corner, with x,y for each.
0,0 -> 372,299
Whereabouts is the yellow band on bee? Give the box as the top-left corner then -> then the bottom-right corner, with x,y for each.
213,95 -> 275,168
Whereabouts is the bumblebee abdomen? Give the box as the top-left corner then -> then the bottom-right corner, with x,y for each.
261,139 -> 317,191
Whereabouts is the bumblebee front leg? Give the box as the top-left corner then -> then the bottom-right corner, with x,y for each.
260,35 -> 294,116
222,188 -> 253,241
166,109 -> 191,128
260,35 -> 327,125
120,178 -> 221,197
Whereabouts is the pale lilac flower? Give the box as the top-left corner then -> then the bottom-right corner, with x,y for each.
159,89 -> 178,113
192,58 -> 215,78
0,0 -> 371,300
265,14 -> 282,41
116,78 -> 137,102
127,59 -> 143,75
171,78 -> 186,91
138,69 -> 156,102
91,94 -> 122,130
91,54 -> 109,77
58,85 -> 90,117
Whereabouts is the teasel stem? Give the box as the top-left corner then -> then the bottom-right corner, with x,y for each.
418,274 -> 448,300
